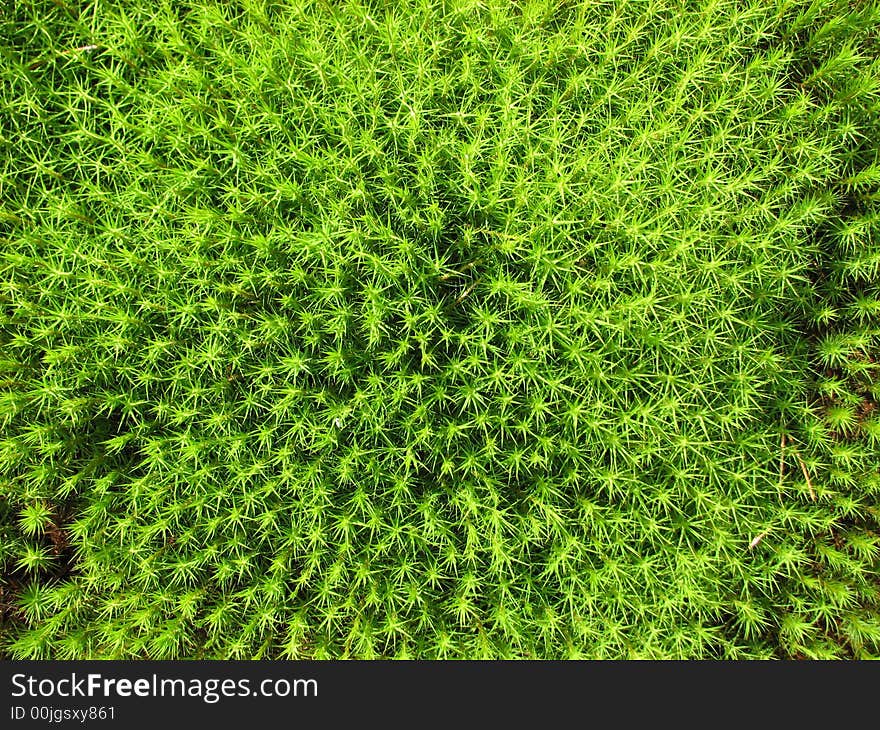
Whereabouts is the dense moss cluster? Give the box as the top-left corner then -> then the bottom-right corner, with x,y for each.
1,0 -> 878,657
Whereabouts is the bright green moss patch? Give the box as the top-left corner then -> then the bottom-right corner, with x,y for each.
1,0 -> 879,658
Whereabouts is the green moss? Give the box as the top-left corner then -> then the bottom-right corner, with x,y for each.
1,0 -> 878,658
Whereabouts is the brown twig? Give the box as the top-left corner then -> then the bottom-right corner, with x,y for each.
439,260 -> 480,282
453,279 -> 479,305
749,530 -> 769,550
792,449 -> 817,502
27,44 -> 102,70
777,432 -> 786,504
